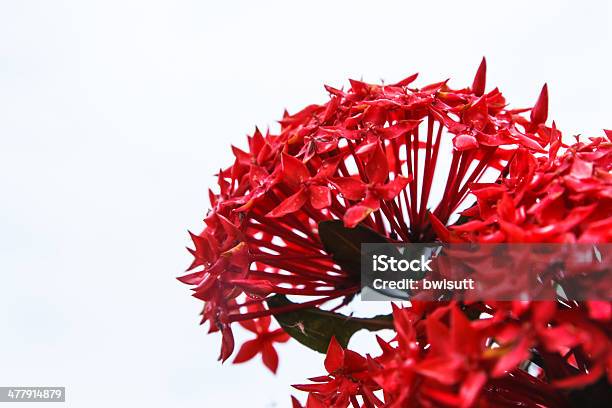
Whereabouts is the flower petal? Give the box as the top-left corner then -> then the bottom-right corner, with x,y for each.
233,339 -> 262,364
471,57 -> 487,96
262,342 -> 280,373
267,188 -> 308,218
376,175 -> 412,200
308,185 -> 331,209
282,153 -> 310,187
331,177 -> 367,201
530,83 -> 548,126
324,337 -> 344,374
454,134 -> 479,151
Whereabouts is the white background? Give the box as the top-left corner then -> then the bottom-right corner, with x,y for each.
0,1 -> 610,407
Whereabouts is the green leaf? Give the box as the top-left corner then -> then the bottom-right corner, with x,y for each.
318,220 -> 389,277
267,294 -> 393,353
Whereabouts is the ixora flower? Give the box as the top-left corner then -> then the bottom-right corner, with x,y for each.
180,59 -> 612,407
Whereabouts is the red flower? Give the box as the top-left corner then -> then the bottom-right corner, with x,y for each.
331,142 -> 413,228
181,57 -> 548,359
293,337 -> 380,408
266,153 -> 341,217
233,312 -> 289,373
181,58 -> 611,406
452,131 -> 612,243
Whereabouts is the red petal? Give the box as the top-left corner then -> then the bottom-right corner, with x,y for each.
238,319 -> 258,333
415,356 -> 462,384
219,324 -> 235,362
332,177 -> 367,201
293,381 -> 337,393
324,337 -> 344,374
261,342 -> 280,373
271,329 -> 291,343
282,153 -> 310,187
230,279 -> 274,297
491,336 -> 531,377
344,204 -> 376,228
471,57 -> 487,97
454,134 -> 479,151
291,396 -> 303,408
308,185 -> 331,209
391,72 -> 418,87
354,141 -> 379,156
233,339 -> 261,364
451,306 -> 473,353
376,175 -> 412,200
429,212 -> 465,243
343,349 -> 367,371
267,188 -> 308,218
570,157 -> 593,179
316,156 -> 343,179
177,270 -> 204,285
426,317 -> 452,355
508,126 -> 547,152
530,84 -> 548,126
365,143 -> 389,185
378,120 -> 421,140
460,371 -> 487,408
306,394 -> 327,408
587,300 -> 611,321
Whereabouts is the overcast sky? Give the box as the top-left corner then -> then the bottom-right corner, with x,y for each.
0,1 -> 610,407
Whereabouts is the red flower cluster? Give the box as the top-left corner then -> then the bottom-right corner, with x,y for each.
449,128 -> 612,244
181,59 -> 611,406
295,303 -> 572,408
296,298 -> 611,407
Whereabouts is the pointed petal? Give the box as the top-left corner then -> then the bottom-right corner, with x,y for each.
324,337 -> 344,374
460,371 -> 487,408
428,212 -> 465,243
261,342 -> 280,373
365,143 -> 390,185
230,279 -> 274,297
177,270 -> 204,285
291,396 -> 303,408
471,57 -> 487,96
530,84 -> 548,126
376,175 -> 412,200
282,153 -> 310,187
233,339 -> 262,364
306,393 -> 328,408
391,72 -> 418,87
377,120 -> 422,140
267,188 -> 308,218
308,185 -> 331,209
331,177 -> 367,201
344,203 -> 378,228
218,324 -> 235,362
316,155 -> 343,179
